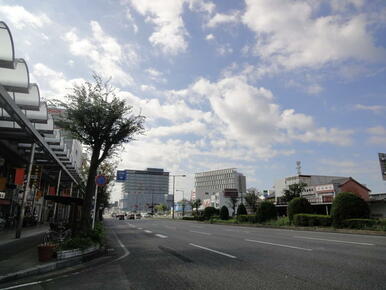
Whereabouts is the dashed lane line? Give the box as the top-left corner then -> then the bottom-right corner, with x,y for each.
190,230 -> 212,235
293,236 -> 375,246
189,243 -> 237,259
144,230 -> 153,233
155,234 -> 168,238
245,239 -> 312,251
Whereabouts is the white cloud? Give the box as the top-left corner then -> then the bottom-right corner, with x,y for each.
128,0 -> 188,54
242,0 -> 386,71
145,68 -> 167,83
117,90 -> 212,123
31,63 -> 85,99
205,33 -> 214,40
0,5 -> 51,29
367,126 -> 386,145
126,9 -> 138,33
64,21 -> 136,86
355,104 -> 386,113
189,76 -> 354,155
207,11 -> 240,28
147,120 -> 207,137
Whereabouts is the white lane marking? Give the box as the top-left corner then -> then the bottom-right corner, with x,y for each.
294,236 -> 375,246
144,230 -> 153,233
0,278 -> 53,290
155,234 -> 168,238
190,230 -> 212,235
112,230 -> 130,262
245,239 -> 312,251
138,227 -> 143,230
189,243 -> 237,259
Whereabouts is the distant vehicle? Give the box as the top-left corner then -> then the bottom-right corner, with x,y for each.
144,213 -> 153,218
116,214 -> 125,220
129,214 -> 135,219
111,213 -> 116,217
136,213 -> 141,219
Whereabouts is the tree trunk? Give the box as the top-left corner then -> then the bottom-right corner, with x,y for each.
80,147 -> 100,232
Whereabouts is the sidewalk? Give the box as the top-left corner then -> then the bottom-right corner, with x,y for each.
0,224 -> 109,284
0,224 -> 49,277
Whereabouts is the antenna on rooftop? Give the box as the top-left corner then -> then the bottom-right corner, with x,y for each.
296,161 -> 301,175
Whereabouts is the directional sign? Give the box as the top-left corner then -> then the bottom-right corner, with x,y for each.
95,175 -> 107,186
116,170 -> 128,182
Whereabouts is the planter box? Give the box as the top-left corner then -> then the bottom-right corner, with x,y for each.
57,245 -> 99,260
37,245 -> 56,262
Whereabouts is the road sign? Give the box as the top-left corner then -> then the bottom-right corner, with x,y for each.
116,170 -> 128,182
95,175 -> 107,186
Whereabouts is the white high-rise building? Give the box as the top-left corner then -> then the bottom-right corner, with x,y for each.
119,168 -> 170,212
195,168 -> 246,214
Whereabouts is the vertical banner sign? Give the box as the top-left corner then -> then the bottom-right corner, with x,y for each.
14,168 -> 25,185
378,153 -> 386,181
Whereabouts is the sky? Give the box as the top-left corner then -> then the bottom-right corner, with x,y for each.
1,0 -> 386,202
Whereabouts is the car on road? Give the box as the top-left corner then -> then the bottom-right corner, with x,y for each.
116,214 -> 125,220
129,214 -> 135,219
135,213 -> 141,219
143,213 -> 153,218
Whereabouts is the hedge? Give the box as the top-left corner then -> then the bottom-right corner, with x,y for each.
256,201 -> 277,223
287,197 -> 313,222
182,216 -> 205,221
331,192 -> 369,227
342,218 -> 376,229
203,206 -> 219,220
237,214 -> 257,223
293,214 -> 332,227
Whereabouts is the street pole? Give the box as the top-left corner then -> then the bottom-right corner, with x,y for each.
16,143 -> 36,239
92,185 -> 98,230
172,176 -> 175,219
53,169 -> 62,221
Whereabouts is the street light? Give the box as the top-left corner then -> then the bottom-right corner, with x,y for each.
171,174 -> 186,219
176,189 -> 185,217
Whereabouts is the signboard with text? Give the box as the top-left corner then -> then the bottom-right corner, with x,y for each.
116,170 -> 128,182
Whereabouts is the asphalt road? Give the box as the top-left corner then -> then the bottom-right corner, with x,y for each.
2,218 -> 386,290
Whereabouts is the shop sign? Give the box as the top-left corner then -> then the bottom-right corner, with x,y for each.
0,191 -> 5,199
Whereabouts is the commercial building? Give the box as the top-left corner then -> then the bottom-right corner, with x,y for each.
118,168 -> 170,212
194,168 -> 246,214
0,21 -> 83,230
273,174 -> 371,214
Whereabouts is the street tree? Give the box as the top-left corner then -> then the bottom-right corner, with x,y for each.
54,74 -> 145,231
244,190 -> 259,213
228,196 -> 238,216
282,182 -> 307,203
190,199 -> 202,216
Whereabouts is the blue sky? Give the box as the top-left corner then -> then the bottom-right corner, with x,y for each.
1,0 -> 385,201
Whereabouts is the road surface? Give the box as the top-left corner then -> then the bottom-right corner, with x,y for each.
2,218 -> 386,289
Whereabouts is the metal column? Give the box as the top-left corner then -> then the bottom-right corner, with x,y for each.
15,143 -> 36,239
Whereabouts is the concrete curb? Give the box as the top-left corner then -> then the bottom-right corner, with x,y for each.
0,248 -> 105,284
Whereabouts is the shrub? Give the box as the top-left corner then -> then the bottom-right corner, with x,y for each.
342,218 -> 376,229
203,206 -> 218,220
331,192 -> 370,227
293,214 -> 332,227
264,216 -> 290,226
256,201 -> 277,223
220,206 -> 229,220
237,204 -> 248,216
182,216 -> 196,221
237,214 -> 256,223
59,236 -> 94,250
287,197 -> 313,223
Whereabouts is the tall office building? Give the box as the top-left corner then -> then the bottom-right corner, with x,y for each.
118,168 -> 170,212
195,168 -> 246,213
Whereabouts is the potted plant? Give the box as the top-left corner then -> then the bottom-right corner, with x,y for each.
37,241 -> 57,262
